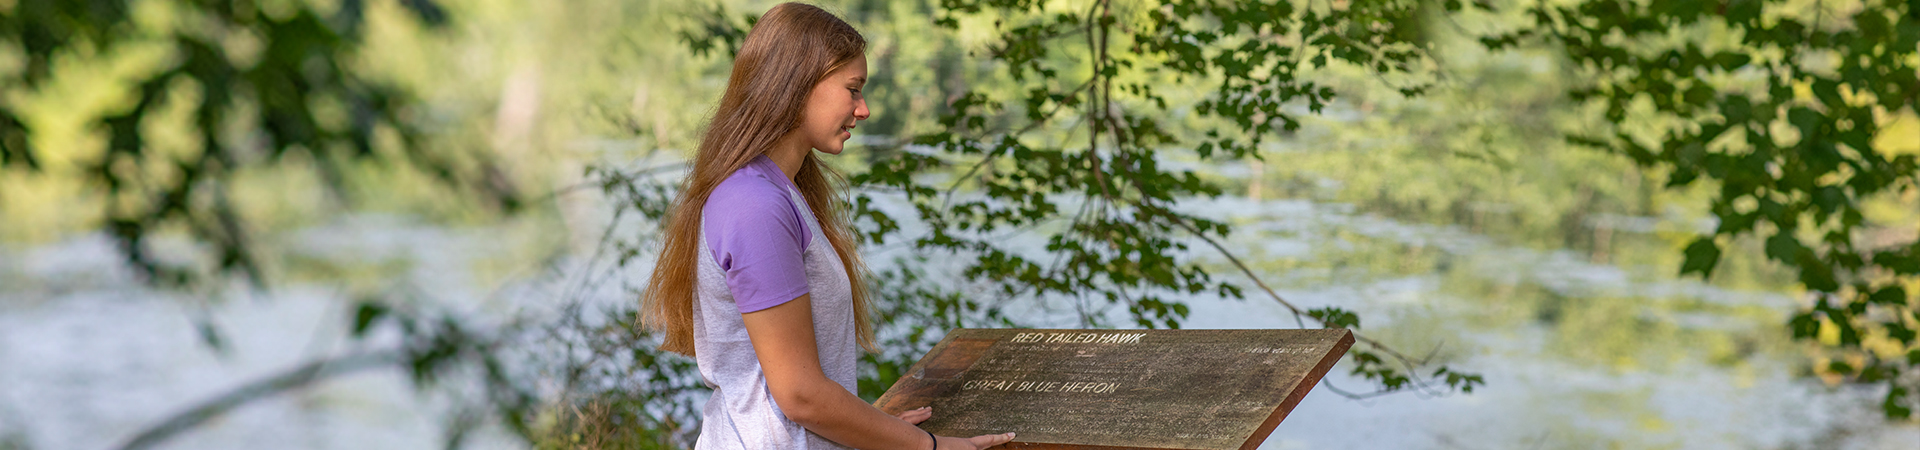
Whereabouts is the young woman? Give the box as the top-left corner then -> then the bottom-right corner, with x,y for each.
641,3 -> 1016,450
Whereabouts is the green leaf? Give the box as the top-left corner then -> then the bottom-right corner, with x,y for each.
1810,78 -> 1843,108
1885,386 -> 1913,419
1765,232 -> 1805,263
1868,286 -> 1908,306
353,301 -> 389,338
1835,318 -> 1862,346
1720,95 -> 1751,123
1886,321 -> 1916,345
1877,249 -> 1920,275
1683,84 -> 1714,106
1788,107 -> 1823,138
1797,256 -> 1840,293
1790,312 -> 1821,339
1307,306 -> 1361,329
1828,360 -> 1855,374
194,317 -> 227,355
1680,237 -> 1721,278
1712,52 -> 1751,70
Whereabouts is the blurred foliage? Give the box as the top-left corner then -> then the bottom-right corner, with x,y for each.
527,302 -> 701,450
0,0 -> 519,290
0,1 -> 541,448
1484,0 -> 1920,419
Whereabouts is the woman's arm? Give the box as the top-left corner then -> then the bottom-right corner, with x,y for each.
743,294 -> 1015,450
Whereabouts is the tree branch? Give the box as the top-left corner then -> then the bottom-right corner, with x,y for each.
116,350 -> 407,450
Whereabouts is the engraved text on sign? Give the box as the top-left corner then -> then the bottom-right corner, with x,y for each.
873,329 -> 1354,450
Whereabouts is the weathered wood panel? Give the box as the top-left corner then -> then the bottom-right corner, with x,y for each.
874,329 -> 1354,450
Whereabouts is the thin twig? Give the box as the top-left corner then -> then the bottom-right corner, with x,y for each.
535,161 -> 687,204
1143,202 -> 1450,397
939,77 -> 1096,203
116,350 -> 406,450
1082,0 -> 1116,207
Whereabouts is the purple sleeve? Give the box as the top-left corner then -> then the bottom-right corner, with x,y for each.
703,178 -> 812,313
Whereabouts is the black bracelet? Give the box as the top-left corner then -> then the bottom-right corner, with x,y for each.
924,429 -> 938,450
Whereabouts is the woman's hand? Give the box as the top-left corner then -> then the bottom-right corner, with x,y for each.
895,406 -> 932,425
896,407 -> 1013,449
898,409 -> 1021,448
934,432 -> 1016,450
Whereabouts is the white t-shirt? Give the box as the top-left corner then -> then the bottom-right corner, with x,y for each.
692,158 -> 858,450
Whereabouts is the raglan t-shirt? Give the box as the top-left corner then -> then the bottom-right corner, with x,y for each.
691,155 -> 858,450
702,156 -> 814,313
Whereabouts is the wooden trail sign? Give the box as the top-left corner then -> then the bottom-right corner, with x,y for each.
874,329 -> 1354,450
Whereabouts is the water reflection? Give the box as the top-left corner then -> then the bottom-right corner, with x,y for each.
1179,196 -> 1918,449
2,195 -> 1916,449
0,217 -> 539,450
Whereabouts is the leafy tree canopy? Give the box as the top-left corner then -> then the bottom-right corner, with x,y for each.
0,0 -> 515,290
1486,0 -> 1920,418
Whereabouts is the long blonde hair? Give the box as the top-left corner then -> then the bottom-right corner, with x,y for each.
642,3 -> 874,356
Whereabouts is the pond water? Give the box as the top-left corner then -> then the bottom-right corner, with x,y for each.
0,217 -> 533,450
2,194 -> 1916,449
1173,196 -> 1918,449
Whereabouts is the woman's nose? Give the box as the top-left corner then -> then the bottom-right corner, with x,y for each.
854,98 -> 870,120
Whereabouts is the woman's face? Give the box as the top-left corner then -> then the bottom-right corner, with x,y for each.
796,55 -> 870,155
